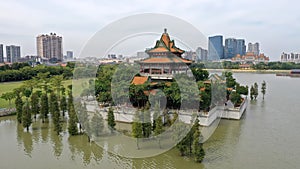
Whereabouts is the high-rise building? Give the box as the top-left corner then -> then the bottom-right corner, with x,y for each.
0,44 -> 3,63
6,45 -> 21,63
208,35 -> 224,60
224,38 -> 237,59
236,39 -> 246,56
224,38 -> 246,59
36,33 -> 63,60
196,47 -> 208,62
248,42 -> 260,55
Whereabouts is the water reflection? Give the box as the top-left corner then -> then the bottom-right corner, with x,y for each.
68,134 -> 103,165
50,123 -> 63,158
16,123 -> 33,157
40,122 -> 49,143
23,131 -> 33,156
31,120 -> 41,143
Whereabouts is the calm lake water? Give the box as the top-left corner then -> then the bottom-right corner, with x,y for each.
1,73 -> 300,169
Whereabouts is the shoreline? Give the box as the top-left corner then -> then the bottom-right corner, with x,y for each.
204,69 -> 290,74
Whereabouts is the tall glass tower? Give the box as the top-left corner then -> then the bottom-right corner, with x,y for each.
208,35 -> 224,60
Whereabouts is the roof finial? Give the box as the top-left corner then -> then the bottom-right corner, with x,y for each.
164,28 -> 167,33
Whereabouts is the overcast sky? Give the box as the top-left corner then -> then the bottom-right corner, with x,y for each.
0,0 -> 299,61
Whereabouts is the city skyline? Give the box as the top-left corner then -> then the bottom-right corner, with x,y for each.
0,0 -> 300,61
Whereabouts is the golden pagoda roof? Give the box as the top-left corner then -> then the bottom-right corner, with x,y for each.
146,29 -> 184,54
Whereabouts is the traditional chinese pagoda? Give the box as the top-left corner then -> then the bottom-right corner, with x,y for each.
137,29 -> 193,81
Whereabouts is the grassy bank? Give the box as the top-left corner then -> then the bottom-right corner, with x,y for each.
205,69 -> 290,74
0,79 -> 72,108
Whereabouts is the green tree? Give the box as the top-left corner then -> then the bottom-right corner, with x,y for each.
68,105 -> 78,136
91,113 -> 104,137
250,85 -> 255,100
50,92 -> 62,135
31,91 -> 40,121
107,107 -> 116,132
154,115 -> 164,148
191,68 -> 209,81
163,109 -> 172,127
171,111 -> 178,125
236,84 -> 249,95
152,102 -> 160,131
174,122 -> 190,156
40,93 -> 49,123
60,87 -> 67,117
192,119 -> 205,163
15,91 -> 23,123
132,110 -> 143,149
1,92 -> 15,110
142,108 -> 152,138
230,91 -> 242,107
22,102 -> 32,131
254,82 -> 259,99
224,72 -> 236,88
261,81 -> 266,100
67,85 -> 74,113
22,88 -> 32,102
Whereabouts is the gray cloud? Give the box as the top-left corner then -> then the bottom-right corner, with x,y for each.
0,0 -> 299,60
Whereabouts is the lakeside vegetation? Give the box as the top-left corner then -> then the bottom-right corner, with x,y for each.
193,61 -> 300,70
0,62 -> 74,82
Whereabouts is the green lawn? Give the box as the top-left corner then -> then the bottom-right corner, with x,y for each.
0,79 -> 73,108
0,81 -> 23,108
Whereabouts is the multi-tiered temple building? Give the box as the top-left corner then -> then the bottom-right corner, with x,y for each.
136,29 -> 192,81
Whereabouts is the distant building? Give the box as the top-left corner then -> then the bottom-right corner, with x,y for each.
224,38 -> 237,59
6,45 -> 21,63
196,47 -> 208,62
224,38 -> 246,59
137,51 -> 149,58
66,51 -> 73,60
247,42 -> 260,55
236,39 -> 246,56
0,44 -> 3,63
208,35 -> 224,60
281,52 -> 300,63
231,52 -> 269,64
36,33 -> 63,61
183,51 -> 197,61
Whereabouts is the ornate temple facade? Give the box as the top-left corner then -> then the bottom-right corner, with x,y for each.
137,29 -> 192,80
